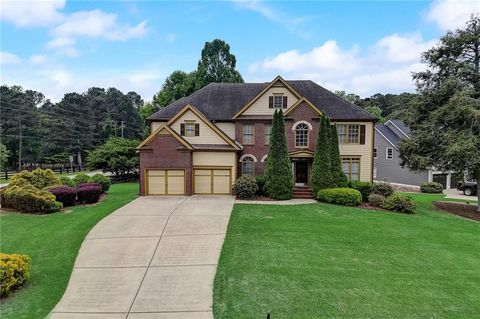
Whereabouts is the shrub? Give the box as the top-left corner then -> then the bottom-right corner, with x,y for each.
73,173 -> 91,186
317,188 -> 362,206
234,176 -> 258,199
420,182 -> 443,193
88,174 -> 111,192
1,185 -> 62,214
373,182 -> 394,197
348,181 -> 373,202
77,185 -> 103,204
49,186 -> 77,207
255,175 -> 266,196
381,193 -> 416,214
0,253 -> 30,298
8,177 -> 31,187
10,169 -> 60,189
59,176 -> 76,188
368,193 -> 386,207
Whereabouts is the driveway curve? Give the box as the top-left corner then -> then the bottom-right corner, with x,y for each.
50,195 -> 235,319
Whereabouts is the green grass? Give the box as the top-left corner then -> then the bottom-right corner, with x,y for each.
214,193 -> 480,318
0,183 -> 138,319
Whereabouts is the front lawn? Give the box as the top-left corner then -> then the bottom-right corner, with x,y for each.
0,183 -> 138,319
214,193 -> 480,318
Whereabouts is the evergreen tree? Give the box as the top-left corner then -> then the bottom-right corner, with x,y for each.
329,119 -> 348,187
264,110 -> 293,200
311,116 -> 333,195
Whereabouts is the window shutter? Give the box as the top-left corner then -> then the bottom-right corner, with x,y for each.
360,125 -> 366,144
269,96 -> 273,108
194,123 -> 200,136
180,123 -> 185,136
283,96 -> 288,108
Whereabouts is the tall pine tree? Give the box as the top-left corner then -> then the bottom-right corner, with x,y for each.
264,110 -> 293,200
329,119 -> 348,187
311,116 -> 333,195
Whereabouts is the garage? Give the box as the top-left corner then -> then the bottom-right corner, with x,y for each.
146,169 -> 185,195
193,168 -> 232,194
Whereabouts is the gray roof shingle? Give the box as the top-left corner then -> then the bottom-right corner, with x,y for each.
375,123 -> 402,147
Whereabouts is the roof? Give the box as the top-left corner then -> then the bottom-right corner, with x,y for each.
375,120 -> 412,148
148,80 -> 376,121
387,119 -> 411,136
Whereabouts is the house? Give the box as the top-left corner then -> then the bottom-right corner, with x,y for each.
374,119 -> 455,189
138,76 -> 376,196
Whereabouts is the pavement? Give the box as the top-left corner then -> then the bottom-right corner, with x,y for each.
49,195 -> 235,319
443,188 -> 478,201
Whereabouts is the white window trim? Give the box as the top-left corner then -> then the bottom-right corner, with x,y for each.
386,147 -> 393,160
291,120 -> 313,131
273,95 -> 284,108
261,154 -> 268,162
373,147 -> 378,159
239,154 -> 258,162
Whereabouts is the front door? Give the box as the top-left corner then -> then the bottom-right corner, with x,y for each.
295,161 -> 308,184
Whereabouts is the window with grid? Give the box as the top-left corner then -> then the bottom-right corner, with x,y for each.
265,124 -> 272,145
185,123 -> 195,137
295,123 -> 309,147
337,124 -> 347,143
241,156 -> 254,176
273,95 -> 284,108
336,124 -> 360,144
341,157 -> 360,181
243,124 -> 254,144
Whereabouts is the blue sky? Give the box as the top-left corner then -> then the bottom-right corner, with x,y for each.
1,0 -> 478,101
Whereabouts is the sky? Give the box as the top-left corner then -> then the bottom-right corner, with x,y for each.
0,0 -> 478,102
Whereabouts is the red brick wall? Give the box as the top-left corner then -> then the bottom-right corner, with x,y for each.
139,134 -> 193,195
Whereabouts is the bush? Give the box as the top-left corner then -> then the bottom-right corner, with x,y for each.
348,181 -> 373,202
368,193 -> 386,207
373,182 -> 394,197
381,193 -> 416,214
0,253 -> 30,298
8,177 -> 31,187
10,169 -> 60,189
49,186 -> 77,207
59,176 -> 76,188
73,173 -> 91,186
420,182 -> 443,193
1,185 -> 62,214
317,188 -> 362,206
77,185 -> 103,204
255,175 -> 266,196
234,176 -> 258,199
88,174 -> 111,192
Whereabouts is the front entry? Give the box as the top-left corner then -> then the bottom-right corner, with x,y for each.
295,161 -> 308,184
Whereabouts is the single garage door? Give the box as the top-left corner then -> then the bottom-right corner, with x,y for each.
194,168 -> 231,194
147,169 -> 185,195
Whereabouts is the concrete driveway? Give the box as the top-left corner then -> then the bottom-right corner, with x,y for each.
50,195 -> 235,319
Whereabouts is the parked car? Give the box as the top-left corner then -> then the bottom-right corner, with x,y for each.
457,181 -> 478,196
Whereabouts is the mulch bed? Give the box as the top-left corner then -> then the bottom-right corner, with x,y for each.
433,201 -> 480,221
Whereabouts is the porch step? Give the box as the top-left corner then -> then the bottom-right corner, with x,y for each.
293,186 -> 314,199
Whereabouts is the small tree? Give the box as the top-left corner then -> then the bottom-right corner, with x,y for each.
329,119 -> 348,187
264,110 -> 293,200
87,138 -> 139,175
311,116 -> 333,194
0,142 -> 10,171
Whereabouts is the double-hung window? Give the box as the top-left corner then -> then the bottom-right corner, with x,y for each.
180,122 -> 199,137
243,124 -> 254,144
386,147 -> 393,159
336,124 -> 360,144
241,156 -> 255,176
341,157 -> 360,181
265,124 -> 272,145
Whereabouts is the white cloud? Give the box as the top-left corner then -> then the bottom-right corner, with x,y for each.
0,0 -> 65,27
29,54 -> 47,64
375,33 -> 438,63
46,37 -> 76,48
0,51 -> 21,64
427,0 -> 479,31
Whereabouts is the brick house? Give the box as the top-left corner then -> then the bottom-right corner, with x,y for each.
138,76 -> 376,196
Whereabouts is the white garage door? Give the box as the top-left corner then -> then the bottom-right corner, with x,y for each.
193,168 -> 231,194
147,169 -> 185,195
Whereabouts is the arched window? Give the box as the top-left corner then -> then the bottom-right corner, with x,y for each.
295,123 -> 309,147
241,156 -> 255,177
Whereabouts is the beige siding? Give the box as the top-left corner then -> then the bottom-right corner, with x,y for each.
243,86 -> 299,116
335,122 -> 374,182
151,121 -> 167,133
170,110 -> 227,145
215,122 -> 236,139
193,151 -> 237,182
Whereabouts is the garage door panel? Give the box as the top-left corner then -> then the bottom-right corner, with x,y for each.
147,169 -> 185,195
213,176 -> 230,194
194,168 -> 231,194
148,176 -> 166,195
195,175 -> 211,194
167,175 -> 185,195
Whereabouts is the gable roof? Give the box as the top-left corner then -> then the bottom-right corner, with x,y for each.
386,119 -> 411,138
137,125 -> 193,150
375,120 -> 412,149
148,79 -> 376,121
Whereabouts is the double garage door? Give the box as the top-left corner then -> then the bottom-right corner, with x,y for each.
146,169 -> 185,195
194,168 -> 231,195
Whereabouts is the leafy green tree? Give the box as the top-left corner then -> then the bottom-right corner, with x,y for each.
87,138 -> 139,175
311,116 -> 333,195
196,39 -> 243,89
329,120 -> 348,187
264,110 -> 293,200
152,71 -> 197,109
399,15 -> 480,211
365,105 -> 385,123
0,143 -> 10,171
335,90 -> 360,104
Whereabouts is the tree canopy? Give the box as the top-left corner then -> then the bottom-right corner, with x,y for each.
87,138 -> 139,175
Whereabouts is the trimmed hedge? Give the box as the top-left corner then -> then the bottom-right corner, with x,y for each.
73,173 -> 91,186
317,188 -> 362,206
1,185 -> 62,214
49,186 -> 77,207
77,185 -> 103,204
420,182 -> 443,193
368,193 -> 385,207
373,182 -> 394,197
89,174 -> 111,192
348,181 -> 373,202
0,253 -> 31,298
381,193 -> 416,214
59,176 -> 76,188
234,176 -> 258,199
10,169 -> 60,189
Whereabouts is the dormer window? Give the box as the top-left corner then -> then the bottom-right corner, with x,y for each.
180,122 -> 199,137
269,95 -> 287,109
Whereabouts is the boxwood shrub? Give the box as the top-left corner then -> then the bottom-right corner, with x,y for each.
77,184 -> 103,204
317,188 -> 362,206
381,193 -> 416,214
73,173 -> 91,186
10,168 -> 60,189
1,185 -> 62,214
373,182 -> 394,197
88,174 -> 111,192
234,176 -> 258,199
348,181 -> 373,202
420,182 -> 443,193
59,176 -> 76,188
49,186 -> 77,207
0,253 -> 31,298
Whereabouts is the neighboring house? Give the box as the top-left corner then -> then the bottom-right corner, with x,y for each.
374,119 -> 455,189
138,76 -> 376,196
